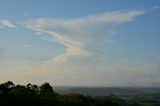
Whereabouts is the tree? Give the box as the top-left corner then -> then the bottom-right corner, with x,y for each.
10,85 -> 28,97
26,83 -> 39,92
4,81 -> 15,89
0,81 -> 15,93
39,83 -> 57,97
0,81 -> 121,106
0,83 -> 7,93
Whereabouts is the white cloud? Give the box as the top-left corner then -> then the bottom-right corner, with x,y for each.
0,20 -> 16,28
35,31 -> 43,36
153,5 -> 160,9
24,10 -> 144,63
20,44 -> 31,47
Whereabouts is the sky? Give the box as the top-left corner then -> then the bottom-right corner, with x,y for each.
0,0 -> 160,87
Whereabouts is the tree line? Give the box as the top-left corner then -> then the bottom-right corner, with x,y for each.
0,81 -> 120,106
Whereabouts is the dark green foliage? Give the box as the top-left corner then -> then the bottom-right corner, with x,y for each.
4,81 -> 15,89
0,81 -> 120,106
38,82 -> 58,97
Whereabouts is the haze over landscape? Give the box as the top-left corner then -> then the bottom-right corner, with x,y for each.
0,0 -> 160,87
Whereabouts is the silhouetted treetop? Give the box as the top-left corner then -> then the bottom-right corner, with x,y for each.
0,81 -> 120,106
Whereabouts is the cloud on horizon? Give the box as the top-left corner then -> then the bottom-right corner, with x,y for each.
24,10 -> 144,63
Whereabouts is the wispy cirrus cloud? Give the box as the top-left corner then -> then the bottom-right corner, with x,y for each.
20,44 -> 31,47
24,10 -> 144,63
0,20 -> 16,28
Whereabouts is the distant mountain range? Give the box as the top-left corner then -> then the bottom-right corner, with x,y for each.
53,86 -> 160,102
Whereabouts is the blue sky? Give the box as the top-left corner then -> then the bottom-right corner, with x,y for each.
0,0 -> 160,86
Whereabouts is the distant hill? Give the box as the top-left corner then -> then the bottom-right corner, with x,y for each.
53,86 -> 160,102
53,86 -> 160,96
